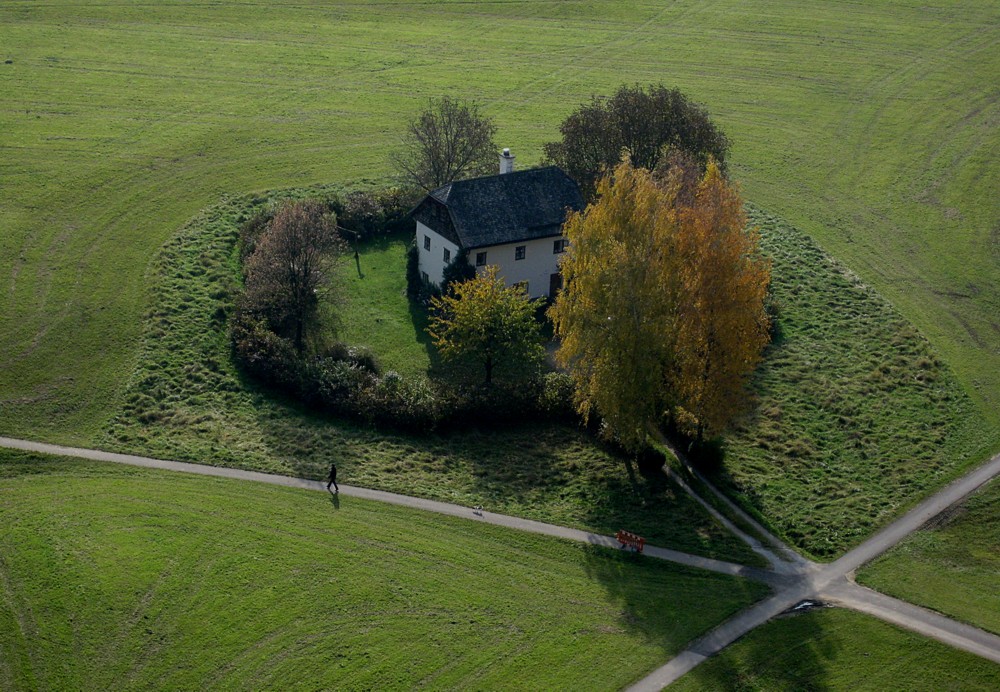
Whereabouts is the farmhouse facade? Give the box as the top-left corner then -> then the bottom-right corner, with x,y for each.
411,150 -> 584,299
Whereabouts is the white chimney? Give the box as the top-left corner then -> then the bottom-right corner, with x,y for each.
499,147 -> 515,174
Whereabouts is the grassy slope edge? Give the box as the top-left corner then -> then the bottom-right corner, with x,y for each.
713,209 -> 993,559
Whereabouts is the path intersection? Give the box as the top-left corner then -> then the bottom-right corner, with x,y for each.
2,436 -> 998,688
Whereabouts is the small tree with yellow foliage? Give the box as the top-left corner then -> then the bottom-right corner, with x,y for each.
428,266 -> 544,385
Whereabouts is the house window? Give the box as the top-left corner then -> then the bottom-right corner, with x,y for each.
423,235 -> 431,251
514,280 -> 529,294
475,251 -> 487,266
553,238 -> 569,254
443,248 -> 451,263
515,245 -> 526,261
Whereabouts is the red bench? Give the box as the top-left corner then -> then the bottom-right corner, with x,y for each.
616,529 -> 645,553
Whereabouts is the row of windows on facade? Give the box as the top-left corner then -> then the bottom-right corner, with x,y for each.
423,236 -> 569,265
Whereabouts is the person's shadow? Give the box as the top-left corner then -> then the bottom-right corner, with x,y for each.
329,492 -> 340,510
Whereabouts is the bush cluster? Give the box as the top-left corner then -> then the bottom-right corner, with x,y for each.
232,306 -> 576,432
331,186 -> 416,242
240,187 -> 417,260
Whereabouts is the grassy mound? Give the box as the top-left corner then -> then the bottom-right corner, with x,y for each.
0,449 -> 768,690
713,210 -> 993,559
858,477 -> 1000,635
670,608 -> 1000,690
100,191 -> 759,565
103,187 -> 990,563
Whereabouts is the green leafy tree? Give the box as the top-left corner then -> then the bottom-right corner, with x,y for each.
544,84 -> 729,201
549,157 -> 769,450
428,266 -> 544,385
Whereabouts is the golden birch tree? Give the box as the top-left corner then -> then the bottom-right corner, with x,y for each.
549,160 -> 680,449
669,161 -> 771,439
550,157 -> 770,449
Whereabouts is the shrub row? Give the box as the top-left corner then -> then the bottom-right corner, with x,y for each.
231,306 -> 576,433
335,187 -> 416,240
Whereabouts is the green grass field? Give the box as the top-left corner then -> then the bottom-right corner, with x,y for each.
670,608 -> 1000,691
1,0 -> 997,446
857,478 -> 1000,636
0,449 -> 768,690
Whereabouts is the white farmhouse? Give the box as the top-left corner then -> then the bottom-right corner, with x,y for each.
411,149 -> 584,299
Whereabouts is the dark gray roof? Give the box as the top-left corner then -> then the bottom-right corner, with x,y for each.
412,166 -> 584,249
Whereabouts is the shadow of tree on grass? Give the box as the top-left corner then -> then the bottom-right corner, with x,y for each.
577,544 -> 772,660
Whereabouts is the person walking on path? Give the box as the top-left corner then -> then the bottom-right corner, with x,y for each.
326,463 -> 339,494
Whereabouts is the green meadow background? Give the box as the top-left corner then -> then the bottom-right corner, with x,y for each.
1,0 -> 997,444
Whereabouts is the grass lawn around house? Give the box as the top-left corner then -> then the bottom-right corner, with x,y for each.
1,0 -> 998,447
857,477 -> 1000,636
0,449 -> 769,690
670,608 -> 1000,691
337,231 -> 434,379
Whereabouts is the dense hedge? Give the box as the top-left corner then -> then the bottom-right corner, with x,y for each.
232,304 -> 576,432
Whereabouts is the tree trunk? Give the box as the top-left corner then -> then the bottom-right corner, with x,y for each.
295,318 -> 304,353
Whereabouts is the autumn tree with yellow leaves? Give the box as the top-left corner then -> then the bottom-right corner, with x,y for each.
549,157 -> 770,450
428,266 -> 545,386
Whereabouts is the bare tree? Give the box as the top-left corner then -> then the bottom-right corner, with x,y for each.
391,96 -> 498,192
241,200 -> 345,353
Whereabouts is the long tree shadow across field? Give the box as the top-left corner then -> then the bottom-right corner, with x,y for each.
577,544 -> 772,658
674,607 -> 835,690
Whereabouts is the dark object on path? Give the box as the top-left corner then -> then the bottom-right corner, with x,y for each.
616,529 -> 645,553
326,463 -> 339,493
